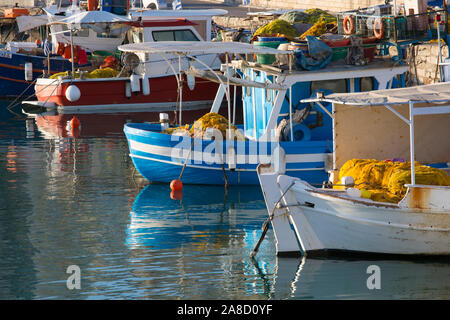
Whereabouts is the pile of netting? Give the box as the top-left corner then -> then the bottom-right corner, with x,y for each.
279,9 -> 337,24
162,112 -> 245,140
49,67 -> 119,79
252,19 -> 299,41
252,8 -> 337,41
336,159 -> 450,203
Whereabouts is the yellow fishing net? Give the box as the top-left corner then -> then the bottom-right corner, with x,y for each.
162,113 -> 245,140
299,19 -> 328,39
49,67 -> 119,79
252,19 -> 299,40
337,159 -> 450,203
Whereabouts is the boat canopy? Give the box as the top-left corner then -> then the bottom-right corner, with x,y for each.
303,82 -> 450,185
57,10 -> 132,24
16,15 -> 53,32
118,41 -> 292,55
302,82 -> 450,106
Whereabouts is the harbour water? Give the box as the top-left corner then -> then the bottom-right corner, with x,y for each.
0,100 -> 449,300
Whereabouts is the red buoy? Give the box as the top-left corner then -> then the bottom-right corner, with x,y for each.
70,116 -> 80,130
170,179 -> 183,191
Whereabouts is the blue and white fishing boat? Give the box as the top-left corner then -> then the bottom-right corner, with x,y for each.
122,41 -> 409,185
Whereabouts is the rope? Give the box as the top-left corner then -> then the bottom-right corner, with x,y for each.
250,181 -> 295,258
178,138 -> 195,181
5,78 -> 38,111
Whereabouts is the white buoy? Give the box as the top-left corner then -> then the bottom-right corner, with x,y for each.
187,74 -> 195,91
65,84 -> 81,102
24,62 -> 33,81
159,113 -> 169,130
142,74 -> 150,95
130,74 -> 140,93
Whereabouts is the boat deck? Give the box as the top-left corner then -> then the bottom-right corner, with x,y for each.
243,57 -> 405,77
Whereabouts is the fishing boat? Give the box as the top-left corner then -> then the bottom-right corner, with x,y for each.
122,41 -> 409,186
26,14 -> 226,114
257,82 -> 450,256
0,5 -> 130,98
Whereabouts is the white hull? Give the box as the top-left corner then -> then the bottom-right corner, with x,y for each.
258,166 -> 450,256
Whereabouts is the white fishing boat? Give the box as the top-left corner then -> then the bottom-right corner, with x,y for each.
257,82 -> 450,256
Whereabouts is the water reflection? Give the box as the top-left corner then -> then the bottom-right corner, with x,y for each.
127,184 -> 265,249
271,257 -> 450,299
27,110 -> 162,139
1,100 -> 449,300
122,184 -> 280,299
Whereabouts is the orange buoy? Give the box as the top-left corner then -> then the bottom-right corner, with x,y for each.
70,116 -> 80,130
170,179 -> 183,191
70,127 -> 80,138
170,190 -> 183,200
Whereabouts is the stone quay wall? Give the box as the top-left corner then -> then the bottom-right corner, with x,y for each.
225,0 -> 386,12
407,42 -> 449,85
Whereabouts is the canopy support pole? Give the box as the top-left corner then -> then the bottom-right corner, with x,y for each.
70,29 -> 75,80
178,54 -> 183,125
409,101 -> 415,185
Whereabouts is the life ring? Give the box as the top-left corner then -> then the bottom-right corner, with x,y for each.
373,18 -> 384,40
343,16 -> 355,34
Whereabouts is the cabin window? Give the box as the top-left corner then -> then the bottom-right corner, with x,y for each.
152,29 -> 199,42
310,79 -> 347,94
97,32 -> 120,39
62,25 -> 89,37
360,77 -> 374,92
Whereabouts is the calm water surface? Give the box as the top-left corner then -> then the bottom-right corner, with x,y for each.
0,100 -> 449,300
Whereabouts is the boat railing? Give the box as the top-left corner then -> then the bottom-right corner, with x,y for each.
337,8 -> 447,43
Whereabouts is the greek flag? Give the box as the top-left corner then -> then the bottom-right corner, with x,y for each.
43,39 -> 51,57
242,0 -> 250,5
173,0 -> 182,10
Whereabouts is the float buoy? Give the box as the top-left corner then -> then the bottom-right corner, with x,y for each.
70,116 -> 80,129
170,179 -> 183,191
65,85 -> 81,102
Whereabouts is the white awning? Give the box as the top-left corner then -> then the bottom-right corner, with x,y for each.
118,41 -> 292,55
302,82 -> 450,106
16,15 -> 51,32
57,10 -> 131,24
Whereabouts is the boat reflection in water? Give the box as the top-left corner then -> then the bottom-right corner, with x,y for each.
23,107 -> 209,139
127,184 -> 267,251
126,183 -> 450,300
125,184 -> 283,298
272,256 -> 450,299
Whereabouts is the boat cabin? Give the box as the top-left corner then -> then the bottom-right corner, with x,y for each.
210,58 -> 409,144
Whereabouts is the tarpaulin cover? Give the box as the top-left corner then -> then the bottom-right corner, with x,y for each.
294,35 -> 332,71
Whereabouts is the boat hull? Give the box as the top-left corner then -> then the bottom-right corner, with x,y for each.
259,170 -> 450,256
124,123 -> 331,185
0,52 -> 72,97
34,74 -> 218,113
